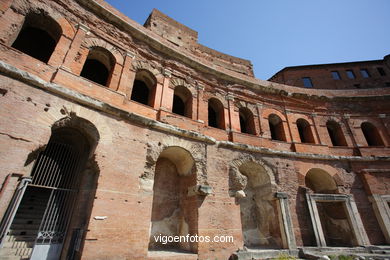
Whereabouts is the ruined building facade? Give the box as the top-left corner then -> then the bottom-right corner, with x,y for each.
0,0 -> 389,259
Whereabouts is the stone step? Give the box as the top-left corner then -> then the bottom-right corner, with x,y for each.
12,213 -> 45,219
0,247 -> 33,258
10,223 -> 40,230
2,238 -> 35,249
17,205 -> 47,211
8,229 -> 38,236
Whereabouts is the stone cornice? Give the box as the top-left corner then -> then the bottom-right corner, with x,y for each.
1,60 -> 389,162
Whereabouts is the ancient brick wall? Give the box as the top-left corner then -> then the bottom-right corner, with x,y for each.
0,0 -> 389,259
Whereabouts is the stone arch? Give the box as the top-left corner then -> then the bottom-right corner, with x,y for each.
51,114 -> 100,158
83,36 -> 123,65
131,59 -> 161,78
229,154 -> 277,195
141,138 -> 207,192
170,77 -> 197,96
229,155 -> 281,248
147,143 -> 202,253
235,100 -> 257,116
203,91 -> 228,108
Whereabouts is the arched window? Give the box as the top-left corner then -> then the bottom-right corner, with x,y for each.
239,107 -> 256,135
11,13 -> 62,63
131,70 -> 156,107
80,47 -> 115,86
361,122 -> 384,146
326,121 -> 347,146
297,118 -> 315,144
172,86 -> 192,118
208,98 -> 225,129
268,114 -> 286,141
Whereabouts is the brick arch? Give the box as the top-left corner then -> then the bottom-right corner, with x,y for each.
203,92 -> 228,108
83,37 -> 124,65
170,77 -> 197,96
298,165 -> 344,188
52,114 -> 100,158
262,108 -> 286,121
356,118 -> 384,133
326,116 -> 343,125
140,138 -> 207,192
10,1 -> 76,39
235,100 -> 257,116
229,154 -> 277,196
131,59 -> 161,78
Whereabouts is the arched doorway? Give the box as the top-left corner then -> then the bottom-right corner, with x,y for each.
1,118 -> 99,259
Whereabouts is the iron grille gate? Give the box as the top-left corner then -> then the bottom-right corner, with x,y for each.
28,141 -> 83,259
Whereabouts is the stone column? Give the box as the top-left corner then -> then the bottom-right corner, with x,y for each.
344,194 -> 370,246
275,192 -> 297,249
117,51 -> 136,95
61,24 -> 90,74
305,192 -> 326,247
370,194 -> 390,244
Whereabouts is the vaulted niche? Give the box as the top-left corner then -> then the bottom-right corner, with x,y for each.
297,118 -> 315,144
306,169 -> 354,247
149,147 -> 198,253
239,162 -> 281,249
326,120 -> 347,146
268,114 -> 286,141
361,122 -> 384,146
208,98 -> 225,129
80,47 -> 115,86
172,85 -> 192,118
12,13 -> 62,63
239,107 -> 256,135
131,70 -> 156,107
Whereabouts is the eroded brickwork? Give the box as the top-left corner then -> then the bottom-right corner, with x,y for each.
0,0 -> 389,259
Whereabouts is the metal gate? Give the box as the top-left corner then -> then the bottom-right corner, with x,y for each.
28,141 -> 83,260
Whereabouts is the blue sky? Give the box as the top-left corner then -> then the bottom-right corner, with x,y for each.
105,0 -> 390,80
